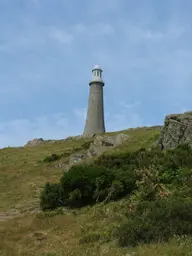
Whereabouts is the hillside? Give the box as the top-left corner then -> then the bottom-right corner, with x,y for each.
0,125 -> 192,256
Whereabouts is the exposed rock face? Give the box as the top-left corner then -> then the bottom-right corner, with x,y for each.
25,138 -> 44,147
69,153 -> 88,166
68,133 -> 130,166
87,133 -> 130,157
159,112 -> 192,149
24,135 -> 82,147
64,135 -> 82,141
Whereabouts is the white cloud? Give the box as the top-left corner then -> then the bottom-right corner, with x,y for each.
0,102 -> 144,148
50,28 -> 74,44
106,101 -> 143,131
73,108 -> 87,121
30,0 -> 40,4
0,110 -> 84,148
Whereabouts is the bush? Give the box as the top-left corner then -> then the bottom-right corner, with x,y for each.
95,144 -> 192,185
60,165 -> 116,207
40,183 -> 63,210
94,148 -> 165,171
114,197 -> 192,247
40,164 -> 138,210
81,141 -> 92,150
158,144 -> 192,183
40,143 -> 192,211
79,232 -> 101,244
113,169 -> 137,198
43,154 -> 61,162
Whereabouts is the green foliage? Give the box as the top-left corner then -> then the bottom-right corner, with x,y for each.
40,183 -> 63,210
43,151 -> 72,163
95,143 -> 192,185
115,197 -> 192,247
79,231 -> 101,244
40,165 -> 137,210
113,169 -> 137,197
42,141 -> 92,163
94,147 -> 164,171
134,168 -> 164,201
60,165 -> 117,207
37,207 -> 65,218
40,143 -> 192,212
43,153 -> 61,162
81,141 -> 92,150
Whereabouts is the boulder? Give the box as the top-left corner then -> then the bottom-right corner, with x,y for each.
69,153 -> 88,166
24,138 -> 44,147
159,112 -> 192,149
64,135 -> 82,141
114,133 -> 130,146
87,133 -> 129,157
67,133 -> 130,167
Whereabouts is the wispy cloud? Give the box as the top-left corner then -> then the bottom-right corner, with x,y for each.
0,105 -> 143,148
106,101 -> 143,131
49,27 -> 74,44
0,111 -> 81,148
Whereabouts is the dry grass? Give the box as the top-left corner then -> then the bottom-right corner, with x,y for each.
1,199 -> 192,256
1,126 -> 191,255
0,138 -> 91,212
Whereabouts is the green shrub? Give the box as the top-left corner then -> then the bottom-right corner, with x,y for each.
95,144 -> 192,185
37,207 -> 65,218
43,154 -> 61,162
94,147 -> 164,171
134,168 -> 165,201
81,141 -> 92,150
40,164 -> 138,210
43,150 -> 75,163
158,144 -> 192,183
40,143 -> 192,211
114,197 -> 192,247
60,165 -> 116,207
79,231 -> 101,244
40,183 -> 63,210
114,168 -> 137,195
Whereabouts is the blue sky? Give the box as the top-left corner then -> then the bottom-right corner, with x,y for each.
0,0 -> 192,147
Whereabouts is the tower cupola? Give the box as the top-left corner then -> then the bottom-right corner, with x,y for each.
89,64 -> 104,85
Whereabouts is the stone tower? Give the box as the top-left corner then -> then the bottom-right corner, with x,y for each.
83,65 -> 106,136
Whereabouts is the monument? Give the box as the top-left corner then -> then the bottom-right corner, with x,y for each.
83,65 -> 106,136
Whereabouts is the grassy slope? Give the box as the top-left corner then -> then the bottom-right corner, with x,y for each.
0,126 -> 191,256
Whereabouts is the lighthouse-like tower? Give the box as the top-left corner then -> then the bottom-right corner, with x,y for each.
83,65 -> 106,136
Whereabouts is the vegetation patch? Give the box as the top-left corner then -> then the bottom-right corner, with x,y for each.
1,126 -> 192,255
40,165 -> 137,210
114,196 -> 192,247
40,142 -> 192,248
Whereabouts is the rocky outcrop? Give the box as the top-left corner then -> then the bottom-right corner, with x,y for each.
69,153 -> 88,166
68,133 -> 130,166
159,112 -> 192,149
64,135 -> 82,141
87,133 -> 129,157
25,138 -> 44,147
24,135 -> 83,147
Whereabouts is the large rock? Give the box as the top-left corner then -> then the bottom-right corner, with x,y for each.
69,153 -> 88,166
87,133 -> 129,157
25,138 -> 44,147
159,112 -> 192,149
68,133 -> 130,167
64,135 -> 82,141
